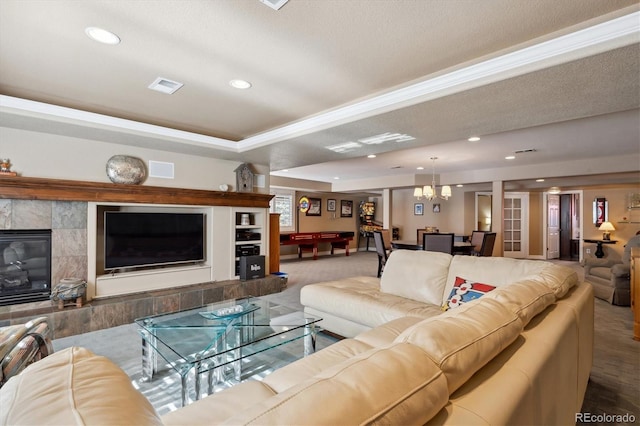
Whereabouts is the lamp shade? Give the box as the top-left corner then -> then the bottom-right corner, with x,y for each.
441,185 -> 452,198
423,185 -> 434,198
599,221 -> 615,231
413,187 -> 423,198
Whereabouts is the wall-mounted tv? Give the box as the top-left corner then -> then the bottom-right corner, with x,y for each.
104,212 -> 205,271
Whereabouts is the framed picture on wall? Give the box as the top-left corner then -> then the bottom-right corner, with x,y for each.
433,203 -> 441,213
414,203 -> 424,215
340,200 -> 353,217
306,198 -> 322,216
327,199 -> 336,212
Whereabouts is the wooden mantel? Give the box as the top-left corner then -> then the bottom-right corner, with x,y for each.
0,176 -> 273,208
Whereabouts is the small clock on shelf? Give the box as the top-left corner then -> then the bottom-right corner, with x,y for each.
235,163 -> 254,193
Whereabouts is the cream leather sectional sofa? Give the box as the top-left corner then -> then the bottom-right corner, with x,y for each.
0,251 -> 593,425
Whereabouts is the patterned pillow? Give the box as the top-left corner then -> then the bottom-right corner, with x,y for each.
442,276 -> 496,311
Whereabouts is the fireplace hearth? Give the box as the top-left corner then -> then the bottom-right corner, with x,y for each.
0,229 -> 52,306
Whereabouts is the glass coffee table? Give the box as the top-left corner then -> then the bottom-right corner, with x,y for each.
135,296 -> 321,406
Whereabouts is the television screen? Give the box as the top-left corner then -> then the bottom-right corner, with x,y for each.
104,212 -> 205,270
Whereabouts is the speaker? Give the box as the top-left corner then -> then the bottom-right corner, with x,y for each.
239,255 -> 265,281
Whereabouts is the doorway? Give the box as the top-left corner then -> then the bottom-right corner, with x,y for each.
503,193 -> 528,258
546,191 -> 581,261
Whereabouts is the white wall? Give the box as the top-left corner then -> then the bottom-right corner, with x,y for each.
391,186 -> 466,241
0,126 -> 270,192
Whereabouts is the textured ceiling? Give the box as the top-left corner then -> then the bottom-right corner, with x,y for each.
0,0 -> 639,190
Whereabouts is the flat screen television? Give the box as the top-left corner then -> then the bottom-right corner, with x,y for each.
104,212 -> 205,271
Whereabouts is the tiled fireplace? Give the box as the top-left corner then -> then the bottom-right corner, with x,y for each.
0,229 -> 52,305
0,199 -> 88,290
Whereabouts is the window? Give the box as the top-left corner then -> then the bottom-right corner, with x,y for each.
270,189 -> 295,232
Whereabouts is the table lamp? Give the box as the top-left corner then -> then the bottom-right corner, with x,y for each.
599,221 -> 615,240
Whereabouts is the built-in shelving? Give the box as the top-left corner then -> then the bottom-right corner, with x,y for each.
233,209 -> 266,278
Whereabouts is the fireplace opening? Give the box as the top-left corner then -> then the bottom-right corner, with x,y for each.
0,229 -> 52,306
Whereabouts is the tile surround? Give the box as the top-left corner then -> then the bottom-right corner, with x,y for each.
0,198 -> 285,338
0,199 -> 88,287
0,275 -> 285,338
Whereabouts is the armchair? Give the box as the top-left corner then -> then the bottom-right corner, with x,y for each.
584,234 -> 640,306
0,317 -> 53,387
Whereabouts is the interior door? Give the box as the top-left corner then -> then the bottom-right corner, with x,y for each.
547,194 -> 560,259
559,194 -> 573,259
503,193 -> 528,258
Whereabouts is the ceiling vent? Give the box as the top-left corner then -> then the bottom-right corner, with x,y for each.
259,0 -> 289,10
514,148 -> 537,154
148,77 -> 184,95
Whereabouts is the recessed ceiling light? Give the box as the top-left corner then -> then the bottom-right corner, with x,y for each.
456,184 -> 464,187
468,136 -> 481,142
505,155 -> 516,160
282,169 -> 289,172
416,166 -> 424,170
536,179 -> 545,182
367,154 -> 376,158
229,79 -> 252,89
334,177 -> 340,180
85,27 -> 120,45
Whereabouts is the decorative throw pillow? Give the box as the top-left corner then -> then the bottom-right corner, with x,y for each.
442,276 -> 496,311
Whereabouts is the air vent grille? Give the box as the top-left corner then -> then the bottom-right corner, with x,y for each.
514,148 -> 537,154
148,77 -> 184,95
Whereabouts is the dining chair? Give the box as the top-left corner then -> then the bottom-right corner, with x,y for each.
470,231 -> 486,255
422,233 -> 455,254
476,232 -> 497,256
380,229 -> 392,252
373,230 -> 389,277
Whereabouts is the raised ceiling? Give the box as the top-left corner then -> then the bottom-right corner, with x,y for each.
0,0 -> 639,191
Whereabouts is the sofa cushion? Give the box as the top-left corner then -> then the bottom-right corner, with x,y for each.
484,279 -> 556,326
221,343 -> 449,425
354,316 -> 425,347
0,346 -> 162,425
381,250 -> 453,305
263,338 -> 375,393
162,381 -> 277,426
443,256 -> 555,305
396,297 -> 523,393
442,276 -> 496,311
588,266 -> 611,280
535,264 -> 579,298
301,276 -> 443,329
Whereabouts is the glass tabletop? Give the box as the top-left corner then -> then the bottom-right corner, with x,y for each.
135,296 -> 321,376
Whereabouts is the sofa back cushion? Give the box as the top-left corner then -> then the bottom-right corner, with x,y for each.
381,250 -> 453,305
223,343 -> 449,425
484,279 -> 556,326
442,256 -> 553,305
0,347 -> 163,426
396,297 -> 523,393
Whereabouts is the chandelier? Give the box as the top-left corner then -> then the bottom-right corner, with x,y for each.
414,157 -> 452,201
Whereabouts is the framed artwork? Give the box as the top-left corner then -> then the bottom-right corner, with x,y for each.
327,199 -> 336,212
414,203 -> 424,215
306,198 -> 322,216
592,197 -> 607,227
340,200 -> 353,217
433,203 -> 441,213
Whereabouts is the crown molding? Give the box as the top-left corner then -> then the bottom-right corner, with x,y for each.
1,11 -> 638,153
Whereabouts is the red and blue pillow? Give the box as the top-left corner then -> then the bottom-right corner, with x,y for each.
443,276 -> 496,311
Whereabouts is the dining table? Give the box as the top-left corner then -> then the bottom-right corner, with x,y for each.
391,240 -> 474,254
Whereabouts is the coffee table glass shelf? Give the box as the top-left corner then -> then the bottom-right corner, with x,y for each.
135,296 -> 321,406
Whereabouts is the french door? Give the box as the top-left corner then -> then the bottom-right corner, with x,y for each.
503,193 -> 529,258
